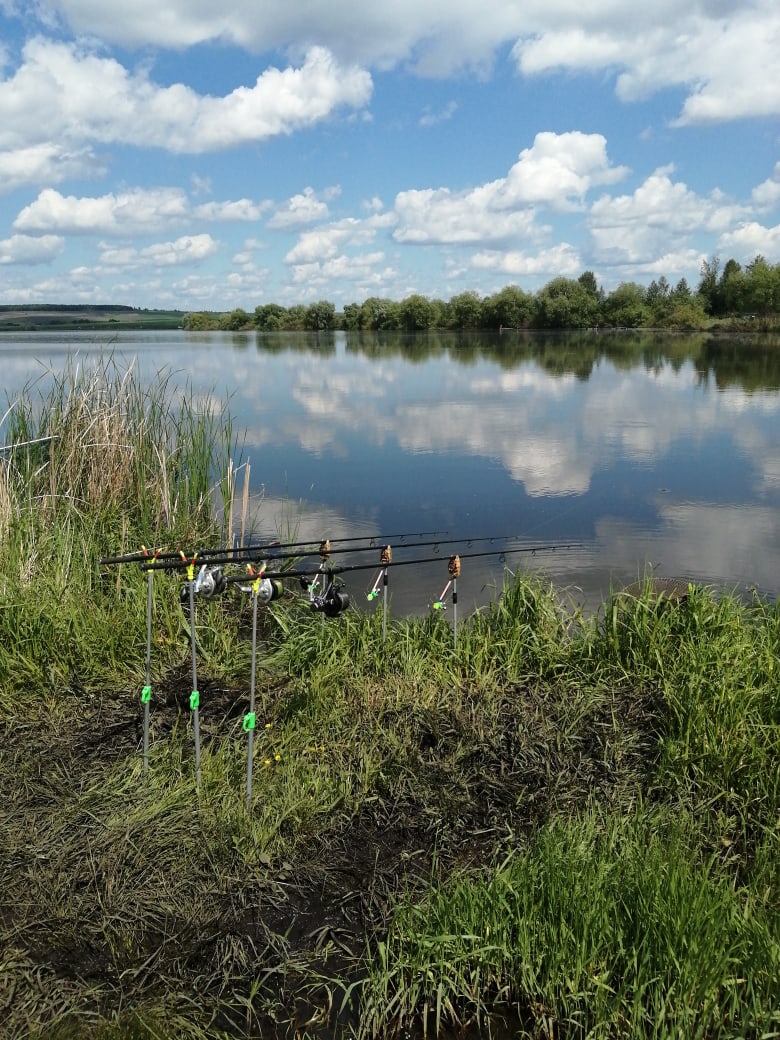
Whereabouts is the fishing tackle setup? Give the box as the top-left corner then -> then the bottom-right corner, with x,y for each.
99,530 -> 582,794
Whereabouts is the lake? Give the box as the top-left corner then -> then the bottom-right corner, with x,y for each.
2,328 -> 779,617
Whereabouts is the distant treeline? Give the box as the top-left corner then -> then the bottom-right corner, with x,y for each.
0,304 -> 137,314
0,305 -> 184,332
185,255 -> 780,333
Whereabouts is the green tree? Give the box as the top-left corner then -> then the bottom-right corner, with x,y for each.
717,260 -> 745,315
482,285 -> 535,329
578,270 -> 601,299
697,256 -> 721,315
254,303 -> 288,330
644,277 -> 671,323
534,277 -> 599,328
342,302 -> 361,330
182,311 -> 219,330
659,295 -> 707,329
671,277 -> 691,301
744,255 -> 778,316
219,308 -> 251,331
602,282 -> 649,327
360,297 -> 400,330
304,300 -> 336,331
399,294 -> 435,331
447,290 -> 482,329
286,304 -> 307,329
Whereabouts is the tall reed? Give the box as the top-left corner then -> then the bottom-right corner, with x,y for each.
0,355 -> 242,695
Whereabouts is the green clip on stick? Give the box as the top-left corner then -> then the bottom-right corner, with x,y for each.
141,547 -> 158,774
141,681 -> 152,773
245,572 -> 261,806
182,554 -> 202,791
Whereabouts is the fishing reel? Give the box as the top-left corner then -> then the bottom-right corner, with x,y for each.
253,577 -> 284,605
181,564 -> 227,602
310,581 -> 350,617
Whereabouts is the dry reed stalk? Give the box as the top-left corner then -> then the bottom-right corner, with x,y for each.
0,462 -> 10,541
240,461 -> 251,546
224,458 -> 235,545
45,364 -> 139,510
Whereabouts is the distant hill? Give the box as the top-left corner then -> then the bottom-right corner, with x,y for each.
0,305 -> 185,332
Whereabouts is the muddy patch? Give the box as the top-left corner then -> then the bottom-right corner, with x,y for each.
0,671 -> 664,1038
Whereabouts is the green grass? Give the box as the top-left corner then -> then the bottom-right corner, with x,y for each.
1,357 -> 778,1038
360,809 -> 779,1039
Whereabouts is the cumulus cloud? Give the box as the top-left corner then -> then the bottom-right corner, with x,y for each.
29,0 -> 780,120
472,243 -> 581,277
0,38 -> 372,169
0,143 -> 102,193
718,222 -> 780,260
98,234 -> 219,269
193,198 -> 269,221
512,1 -> 780,124
752,164 -> 780,210
288,251 -> 391,288
13,186 -> 264,235
393,132 -> 627,246
284,213 -> 393,264
0,233 -> 65,264
588,166 -> 751,265
268,187 -> 334,229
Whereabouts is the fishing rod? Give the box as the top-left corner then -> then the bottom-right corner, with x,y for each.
137,532 -> 576,573
216,541 -> 581,622
98,529 -> 448,567
266,532 -> 553,564
220,540 -> 583,585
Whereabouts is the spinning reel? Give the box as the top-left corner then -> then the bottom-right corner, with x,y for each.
309,580 -> 350,617
181,564 -> 227,602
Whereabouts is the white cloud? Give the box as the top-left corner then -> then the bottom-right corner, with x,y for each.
419,100 -> 457,127
588,167 -> 751,265
98,234 -> 219,269
32,0 -> 778,120
284,214 -> 391,264
394,132 -> 626,247
14,187 -> 191,235
512,1 -> 780,124
472,243 -> 581,277
288,251 -> 389,287
718,222 -> 780,260
0,142 -> 101,193
193,198 -> 269,221
0,38 -> 372,177
13,186 -> 265,235
752,164 -> 780,211
0,233 -> 65,264
268,187 -> 333,229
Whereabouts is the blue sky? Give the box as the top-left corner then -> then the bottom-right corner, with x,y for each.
0,0 -> 778,311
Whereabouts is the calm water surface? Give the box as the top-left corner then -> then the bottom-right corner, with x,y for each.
3,328 -> 779,616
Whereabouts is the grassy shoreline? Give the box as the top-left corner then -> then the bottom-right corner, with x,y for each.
1,359 -> 778,1039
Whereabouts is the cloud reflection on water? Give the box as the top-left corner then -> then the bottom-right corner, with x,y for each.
4,330 -> 780,611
